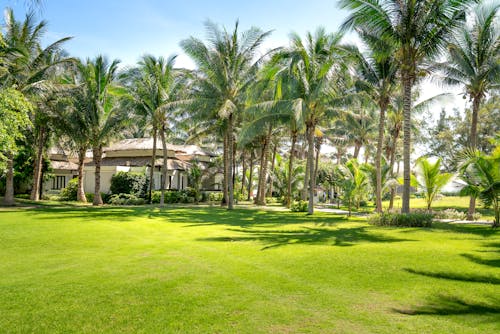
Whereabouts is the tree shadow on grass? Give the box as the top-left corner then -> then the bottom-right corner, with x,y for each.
461,253 -> 500,268
22,205 -> 354,229
198,226 -> 413,250
149,207 -> 351,228
394,295 -> 500,316
404,268 -> 500,285
398,222 -> 499,238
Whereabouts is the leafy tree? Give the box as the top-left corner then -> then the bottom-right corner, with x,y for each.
459,148 -> 500,227
411,157 -> 453,211
0,8 -> 71,201
181,20 -> 271,210
341,0 -> 471,213
0,88 -> 32,205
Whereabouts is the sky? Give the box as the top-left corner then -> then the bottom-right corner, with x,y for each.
3,0 -> 467,120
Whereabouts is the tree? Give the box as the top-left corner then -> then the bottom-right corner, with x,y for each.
181,20 -> 271,210
0,8 -> 71,201
340,0 -> 471,213
439,1 -> 500,219
459,148 -> 500,227
77,55 -> 128,205
0,88 -> 32,205
412,157 -> 453,212
347,30 -> 398,212
128,55 -> 183,206
338,159 -> 370,216
272,28 -> 345,214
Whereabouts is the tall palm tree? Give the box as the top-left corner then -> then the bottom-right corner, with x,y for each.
78,55 -> 128,205
181,21 -> 271,210
128,54 -> 183,206
347,30 -> 398,212
0,8 -> 71,204
272,28 -> 345,214
439,1 -> 500,219
340,0 -> 472,213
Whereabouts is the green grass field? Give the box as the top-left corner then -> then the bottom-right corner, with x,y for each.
1,203 -> 499,333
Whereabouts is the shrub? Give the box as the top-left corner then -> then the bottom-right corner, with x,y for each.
110,172 -> 148,197
85,193 -> 94,203
108,193 -> 145,205
15,194 -> 30,199
434,208 -> 466,220
291,200 -> 308,212
368,213 -> 433,227
208,192 -> 224,202
60,178 -> 78,201
151,190 -> 196,204
265,197 -> 280,204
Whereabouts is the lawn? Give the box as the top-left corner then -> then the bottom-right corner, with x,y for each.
1,204 -> 499,333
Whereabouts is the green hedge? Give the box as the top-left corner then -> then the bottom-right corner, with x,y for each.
368,213 -> 433,227
291,200 -> 308,212
110,171 -> 148,197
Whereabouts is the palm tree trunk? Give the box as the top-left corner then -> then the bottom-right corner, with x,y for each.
77,147 -> 87,202
388,125 -> 401,211
314,137 -> 321,190
257,126 -> 272,205
3,153 -> 15,205
222,130 -> 229,207
267,142 -> 277,197
353,142 -> 361,160
375,104 -> 387,213
227,114 -> 234,210
149,126 -> 157,204
402,75 -> 412,214
160,125 -> 168,207
30,126 -> 46,201
287,132 -> 297,208
467,95 -> 482,220
247,149 -> 254,201
307,124 -> 315,214
92,146 -> 103,206
240,149 -> 246,196
302,140 -> 309,201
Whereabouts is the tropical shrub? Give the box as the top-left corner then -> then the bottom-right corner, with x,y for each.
291,200 -> 308,212
368,213 -> 433,227
85,193 -> 94,203
110,171 -> 148,197
108,193 -> 145,205
60,178 -> 78,201
208,192 -> 224,202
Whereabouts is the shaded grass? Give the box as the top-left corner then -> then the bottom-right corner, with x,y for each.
1,205 -> 499,333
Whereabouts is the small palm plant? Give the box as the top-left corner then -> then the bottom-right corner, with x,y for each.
459,149 -> 500,227
412,157 -> 453,212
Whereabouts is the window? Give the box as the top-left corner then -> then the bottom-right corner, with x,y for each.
52,176 -> 66,190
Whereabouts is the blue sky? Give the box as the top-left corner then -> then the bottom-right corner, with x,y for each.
5,0 -> 350,68
4,0 -> 465,116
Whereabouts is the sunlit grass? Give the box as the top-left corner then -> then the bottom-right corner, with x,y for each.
1,205 -> 498,333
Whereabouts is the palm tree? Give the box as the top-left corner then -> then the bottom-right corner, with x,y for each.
272,28 -> 345,214
340,0 -> 472,213
439,1 -> 500,219
181,20 -> 271,210
459,148 -> 500,227
346,30 -> 398,212
412,157 -> 453,212
0,8 -> 71,203
128,54 -> 183,206
78,55 -> 128,205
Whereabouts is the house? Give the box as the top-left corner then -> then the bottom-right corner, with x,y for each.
45,138 -> 221,194
43,147 -> 79,192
